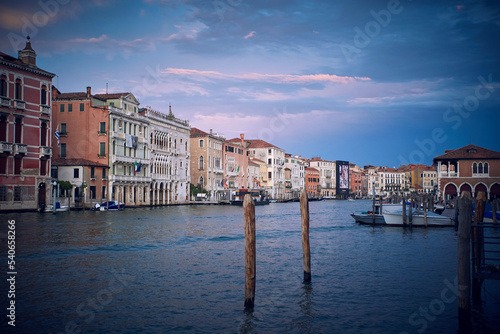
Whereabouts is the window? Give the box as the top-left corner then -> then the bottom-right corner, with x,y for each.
0,75 -> 7,97
74,168 -> 79,178
268,171 -> 272,179
0,115 -> 6,141
59,104 -> 65,112
99,142 -> 106,157
484,163 -> 489,174
102,168 -> 107,179
99,122 -> 106,134
102,186 -> 106,199
60,123 -> 67,135
90,186 -> 96,199
268,158 -> 272,164
41,86 -> 47,105
90,167 -> 95,179
0,157 -> 6,174
14,157 -> 21,175
40,159 -> 47,176
68,104 -> 73,112
60,143 -> 66,157
14,186 -> 21,201
79,103 -> 84,112
478,163 -> 483,174
40,122 -> 47,146
473,163 -> 477,174
199,139 -> 204,148
199,155 -> 204,170
14,118 -> 22,143
15,79 -> 22,100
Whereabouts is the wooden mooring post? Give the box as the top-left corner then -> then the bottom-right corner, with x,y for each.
423,196 -> 428,227
300,191 -> 311,282
243,194 -> 256,309
472,191 -> 486,302
409,197 -> 413,226
457,191 -> 473,331
402,196 -> 407,225
492,198 -> 498,223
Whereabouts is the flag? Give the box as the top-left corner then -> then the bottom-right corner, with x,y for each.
54,125 -> 60,147
137,161 -> 141,172
237,166 -> 240,173
134,161 -> 138,175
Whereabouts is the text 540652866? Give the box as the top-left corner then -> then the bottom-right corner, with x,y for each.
7,219 -> 16,327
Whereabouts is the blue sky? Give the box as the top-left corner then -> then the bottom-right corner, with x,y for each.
1,0 -> 499,167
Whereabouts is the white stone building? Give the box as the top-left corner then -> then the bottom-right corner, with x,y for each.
309,158 -> 336,198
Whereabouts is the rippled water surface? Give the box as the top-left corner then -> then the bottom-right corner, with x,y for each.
2,200 -> 500,333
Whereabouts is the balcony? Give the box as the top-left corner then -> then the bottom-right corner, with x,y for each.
111,155 -> 148,165
40,105 -> 50,116
14,100 -> 25,110
213,167 -> 224,174
0,97 -> 11,108
14,143 -> 28,155
109,175 -> 151,183
0,142 -> 13,154
39,146 -> 52,158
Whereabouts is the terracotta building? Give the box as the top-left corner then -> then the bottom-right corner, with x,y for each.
305,167 -> 320,198
223,134 -> 249,189
434,144 -> 500,200
0,38 -> 55,211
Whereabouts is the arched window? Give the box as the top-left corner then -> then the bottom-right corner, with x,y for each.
0,115 -> 7,141
14,118 -> 22,143
15,78 -> 22,100
40,122 -> 47,146
478,163 -> 483,174
484,162 -> 489,174
0,75 -> 7,97
199,155 -> 204,170
199,176 -> 204,189
41,85 -> 47,105
473,163 -> 477,174
113,140 -> 116,154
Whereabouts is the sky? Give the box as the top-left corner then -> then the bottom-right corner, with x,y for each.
1,0 -> 499,168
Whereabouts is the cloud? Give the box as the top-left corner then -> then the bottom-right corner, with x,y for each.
163,21 -> 208,42
244,31 -> 256,39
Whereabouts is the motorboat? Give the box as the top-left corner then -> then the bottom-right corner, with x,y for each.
230,189 -> 270,206
383,209 -> 454,227
94,201 -> 125,211
45,202 -> 69,212
351,202 -> 407,225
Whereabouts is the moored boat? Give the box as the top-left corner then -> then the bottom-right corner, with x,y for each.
230,189 -> 270,206
45,202 -> 69,212
351,202 -> 406,225
383,209 -> 454,227
94,201 -> 125,211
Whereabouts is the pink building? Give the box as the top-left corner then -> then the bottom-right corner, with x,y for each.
0,38 -> 55,211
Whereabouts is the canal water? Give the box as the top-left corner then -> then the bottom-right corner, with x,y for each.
2,200 -> 499,333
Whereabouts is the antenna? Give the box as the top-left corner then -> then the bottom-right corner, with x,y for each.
106,83 -> 108,94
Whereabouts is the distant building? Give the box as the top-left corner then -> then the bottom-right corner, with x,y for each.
305,167 -> 320,198
223,134 -> 249,190
309,157 -> 336,198
143,106 -> 190,204
0,38 -> 55,211
284,153 -> 305,199
433,144 -> 500,200
349,163 -> 363,198
190,128 -> 225,200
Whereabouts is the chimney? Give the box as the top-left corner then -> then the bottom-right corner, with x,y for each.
240,133 -> 244,147
86,86 -> 91,98
18,36 -> 37,66
210,129 -> 213,135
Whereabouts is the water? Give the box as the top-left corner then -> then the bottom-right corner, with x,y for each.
1,200 -> 499,333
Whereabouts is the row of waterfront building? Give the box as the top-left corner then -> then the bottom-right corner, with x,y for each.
1,39 -> 500,211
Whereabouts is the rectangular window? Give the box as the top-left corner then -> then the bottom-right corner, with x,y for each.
14,157 -> 21,175
40,159 -> 46,176
99,122 -> 106,133
60,123 -> 67,135
14,186 -> 21,201
99,142 -> 106,157
102,168 -> 107,179
268,159 -> 272,165
68,103 -> 73,112
60,143 -> 66,157
74,168 -> 79,178
59,104 -> 65,112
199,139 -> 204,148
0,156 -> 6,174
79,103 -> 84,112
0,186 -> 6,201
102,186 -> 106,199
90,167 -> 95,179
15,82 -> 22,100
268,171 -> 272,179
90,186 -> 96,199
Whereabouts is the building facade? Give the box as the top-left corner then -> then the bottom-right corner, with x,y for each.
223,134 -> 249,190
309,158 -> 336,198
145,106 -> 190,204
305,167 -> 320,198
0,39 -> 55,211
434,144 -> 500,200
190,128 -> 225,200
284,153 -> 305,199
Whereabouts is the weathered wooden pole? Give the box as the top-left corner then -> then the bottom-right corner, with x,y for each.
300,190 -> 311,282
423,196 -> 428,227
409,197 -> 413,225
454,197 -> 459,231
372,194 -> 376,224
472,191 -> 486,302
243,194 -> 256,309
457,191 -> 473,332
492,198 -> 498,223
402,196 -> 407,225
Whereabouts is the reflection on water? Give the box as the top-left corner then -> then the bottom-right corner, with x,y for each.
1,200 -> 499,333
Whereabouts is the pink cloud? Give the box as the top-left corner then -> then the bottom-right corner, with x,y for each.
244,31 -> 256,39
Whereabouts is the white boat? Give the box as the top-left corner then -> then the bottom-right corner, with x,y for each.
93,201 -> 125,211
45,202 -> 69,212
351,202 -> 407,225
383,209 -> 454,227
